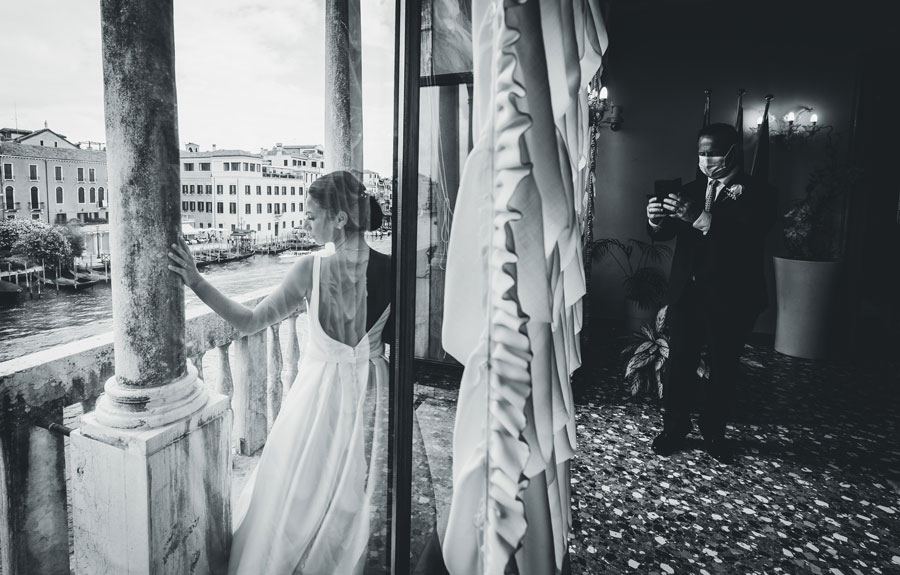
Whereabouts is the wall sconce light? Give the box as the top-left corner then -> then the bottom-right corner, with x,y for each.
588,86 -> 624,131
751,105 -> 831,145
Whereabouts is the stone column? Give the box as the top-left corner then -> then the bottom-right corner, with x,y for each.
325,0 -> 363,173
70,1 -> 231,573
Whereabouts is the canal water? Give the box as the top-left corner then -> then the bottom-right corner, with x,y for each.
0,237 -> 391,363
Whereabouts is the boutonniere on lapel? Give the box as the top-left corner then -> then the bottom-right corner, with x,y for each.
724,183 -> 743,201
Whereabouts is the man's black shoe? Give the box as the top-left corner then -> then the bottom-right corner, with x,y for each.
651,431 -> 687,456
704,436 -> 734,464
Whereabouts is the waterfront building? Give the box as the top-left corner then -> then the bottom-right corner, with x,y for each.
1,126 -> 109,224
180,143 -> 316,239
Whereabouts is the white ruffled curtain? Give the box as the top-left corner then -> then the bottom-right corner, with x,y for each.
441,1 -> 607,574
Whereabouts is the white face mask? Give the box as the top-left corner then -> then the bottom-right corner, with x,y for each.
698,144 -> 735,179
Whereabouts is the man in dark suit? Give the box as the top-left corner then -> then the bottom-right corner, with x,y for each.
646,123 -> 776,462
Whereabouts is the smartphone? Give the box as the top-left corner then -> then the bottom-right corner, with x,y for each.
654,177 -> 682,202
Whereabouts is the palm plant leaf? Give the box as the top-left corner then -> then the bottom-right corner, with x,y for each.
656,338 -> 669,359
655,305 -> 668,331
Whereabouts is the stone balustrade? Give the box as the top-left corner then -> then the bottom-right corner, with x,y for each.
0,287 -> 303,575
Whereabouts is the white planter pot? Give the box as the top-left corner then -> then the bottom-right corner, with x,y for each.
773,256 -> 842,360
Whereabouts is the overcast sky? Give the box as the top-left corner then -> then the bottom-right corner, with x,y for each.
0,0 -> 397,175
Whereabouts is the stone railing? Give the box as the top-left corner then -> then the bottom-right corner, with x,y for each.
0,287 -> 303,575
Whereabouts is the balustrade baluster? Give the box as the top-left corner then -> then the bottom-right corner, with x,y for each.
192,351 -> 206,385
0,413 -> 70,575
284,312 -> 301,394
267,324 -> 284,428
216,345 -> 233,400
232,331 -> 268,455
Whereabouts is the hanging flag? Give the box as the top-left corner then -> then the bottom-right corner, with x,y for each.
734,89 -> 745,172
751,94 -> 773,181
695,88 -> 712,181
703,88 -> 711,127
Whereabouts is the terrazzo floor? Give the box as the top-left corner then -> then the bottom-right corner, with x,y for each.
567,328 -> 900,575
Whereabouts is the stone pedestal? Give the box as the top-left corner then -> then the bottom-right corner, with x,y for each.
70,394 -> 232,575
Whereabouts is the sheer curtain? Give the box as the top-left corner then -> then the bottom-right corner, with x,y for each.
441,1 -> 607,574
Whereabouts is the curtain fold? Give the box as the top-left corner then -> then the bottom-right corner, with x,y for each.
441,1 -> 607,573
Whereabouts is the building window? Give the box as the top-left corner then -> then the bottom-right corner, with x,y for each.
30,187 -> 39,209
188,185 -> 195,193
282,202 -> 287,213
2,164 -> 12,180
56,187 -> 64,204
256,186 -> 262,195
231,224 -> 236,231
291,187 -> 295,195
77,167 -> 85,182
188,201 -> 195,211
200,162 -> 211,171
89,168 -> 95,182
198,202 -> 205,212
223,163 -> 230,171
219,224 -> 223,229
217,185 -> 223,194
182,201 -> 188,211
299,202 -> 303,211
217,202 -> 224,214
205,185 -> 212,194
257,223 -> 261,231
299,187 -> 304,195
267,186 -> 272,195
257,203 -> 262,214
311,161 -> 317,168
245,204 -> 251,215
90,187 -> 96,203
274,186 -> 280,196
78,187 -> 85,203
229,202 -> 237,214
283,159 -> 288,167
250,164 -> 256,172
182,185 -> 188,193
268,222 -> 271,230
206,202 -> 212,212
29,165 -> 39,181
55,166 -> 63,181
231,162 -> 240,171
184,162 -> 194,171
291,203 -> 296,212
99,188 -> 105,207
245,185 -> 251,194
267,203 -> 272,214
229,185 -> 237,195
55,213 -> 66,224
4,187 -> 13,210
243,163 -> 249,171
32,213 -> 40,220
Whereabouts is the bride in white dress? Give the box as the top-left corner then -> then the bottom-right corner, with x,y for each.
168,171 -> 393,574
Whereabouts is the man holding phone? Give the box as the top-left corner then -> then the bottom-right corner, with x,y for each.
645,123 -> 777,463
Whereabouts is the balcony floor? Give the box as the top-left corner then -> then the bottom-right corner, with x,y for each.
64,328 -> 900,574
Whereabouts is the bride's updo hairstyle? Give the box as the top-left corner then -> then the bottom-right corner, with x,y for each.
309,170 -> 383,232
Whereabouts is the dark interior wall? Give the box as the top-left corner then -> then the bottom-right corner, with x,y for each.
589,0 -> 889,334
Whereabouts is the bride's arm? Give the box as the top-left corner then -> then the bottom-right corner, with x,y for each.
168,237 -> 313,335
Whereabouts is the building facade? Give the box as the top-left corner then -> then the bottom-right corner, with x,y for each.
1,128 -> 109,224
179,143 -> 319,239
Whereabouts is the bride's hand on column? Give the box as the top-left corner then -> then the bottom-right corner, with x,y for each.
167,236 -> 202,289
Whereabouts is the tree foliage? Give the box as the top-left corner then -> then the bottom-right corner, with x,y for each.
0,218 -> 76,269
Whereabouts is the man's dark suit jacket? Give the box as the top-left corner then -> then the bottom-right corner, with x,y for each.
648,172 -> 777,317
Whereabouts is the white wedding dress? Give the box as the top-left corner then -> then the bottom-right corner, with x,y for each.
228,252 -> 391,575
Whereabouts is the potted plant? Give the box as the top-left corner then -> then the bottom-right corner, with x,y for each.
773,135 -> 863,359
623,306 -> 709,398
592,238 -> 671,334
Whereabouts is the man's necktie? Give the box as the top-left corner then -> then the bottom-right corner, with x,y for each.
704,178 -> 717,213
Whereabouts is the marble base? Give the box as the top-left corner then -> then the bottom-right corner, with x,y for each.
70,394 -> 232,575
